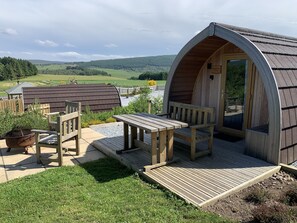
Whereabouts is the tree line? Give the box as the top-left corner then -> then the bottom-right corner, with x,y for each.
130,71 -> 168,80
0,57 -> 38,81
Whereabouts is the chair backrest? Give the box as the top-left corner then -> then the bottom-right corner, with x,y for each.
57,111 -> 80,143
65,101 -> 81,137
28,103 -> 50,115
65,101 -> 81,114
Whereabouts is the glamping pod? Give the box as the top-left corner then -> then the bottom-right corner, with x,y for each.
164,22 -> 297,165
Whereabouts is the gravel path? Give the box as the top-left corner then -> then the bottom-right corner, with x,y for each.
90,122 -> 123,138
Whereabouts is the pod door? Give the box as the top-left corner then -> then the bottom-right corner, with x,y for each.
218,55 -> 252,137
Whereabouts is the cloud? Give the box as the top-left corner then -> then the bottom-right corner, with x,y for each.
104,43 -> 118,48
0,50 -> 12,54
91,54 -> 126,60
35,39 -> 58,47
55,51 -> 81,58
1,28 -> 18,35
21,52 -> 33,55
64,43 -> 75,47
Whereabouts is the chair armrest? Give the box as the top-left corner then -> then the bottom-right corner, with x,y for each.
31,129 -> 57,135
47,112 -> 60,117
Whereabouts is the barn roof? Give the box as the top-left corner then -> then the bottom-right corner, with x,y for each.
164,22 -> 297,164
6,82 -> 34,95
23,84 -> 121,113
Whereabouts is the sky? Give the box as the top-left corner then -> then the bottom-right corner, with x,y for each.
1,0 -> 297,62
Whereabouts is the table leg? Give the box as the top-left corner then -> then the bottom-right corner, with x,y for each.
139,129 -> 144,141
151,132 -> 157,165
159,131 -> 167,163
124,123 -> 129,149
167,129 -> 174,161
130,126 -> 137,148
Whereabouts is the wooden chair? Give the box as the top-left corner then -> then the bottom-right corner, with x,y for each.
48,101 -> 81,138
33,111 -> 80,166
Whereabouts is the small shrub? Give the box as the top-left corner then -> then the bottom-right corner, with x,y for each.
0,109 -> 48,137
252,202 -> 291,223
89,119 -> 104,125
105,117 -> 116,123
148,80 -> 156,86
283,183 -> 297,206
245,187 -> 270,204
0,109 -> 15,137
151,96 -> 163,114
81,122 -> 89,128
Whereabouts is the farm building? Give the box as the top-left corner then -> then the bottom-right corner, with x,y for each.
5,82 -> 34,99
23,84 -> 121,112
164,22 -> 297,165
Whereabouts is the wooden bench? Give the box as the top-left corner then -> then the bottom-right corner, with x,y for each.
167,101 -> 215,161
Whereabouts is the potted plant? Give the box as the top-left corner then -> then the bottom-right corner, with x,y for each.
0,109 -> 48,153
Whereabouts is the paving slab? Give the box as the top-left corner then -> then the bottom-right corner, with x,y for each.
5,163 -> 45,181
0,127 -> 108,183
0,167 -> 7,183
74,150 -> 106,164
43,153 -> 79,168
0,154 -> 7,183
0,140 -> 7,149
2,147 -> 37,166
82,129 -> 105,141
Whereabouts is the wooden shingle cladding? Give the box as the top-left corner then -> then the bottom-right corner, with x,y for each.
240,30 -> 297,164
23,84 -> 121,113
164,22 -> 297,165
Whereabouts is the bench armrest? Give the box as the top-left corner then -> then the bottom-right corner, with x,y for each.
190,123 -> 215,129
157,113 -> 170,117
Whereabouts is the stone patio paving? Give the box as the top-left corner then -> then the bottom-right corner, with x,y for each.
0,128 -> 106,183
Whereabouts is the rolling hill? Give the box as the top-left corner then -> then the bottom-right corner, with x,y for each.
77,55 -> 176,71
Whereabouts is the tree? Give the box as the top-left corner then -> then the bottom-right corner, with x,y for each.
0,57 -> 38,80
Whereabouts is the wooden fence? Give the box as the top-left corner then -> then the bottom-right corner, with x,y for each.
0,98 -> 24,114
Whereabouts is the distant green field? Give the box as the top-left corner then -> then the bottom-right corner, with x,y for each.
36,64 -> 144,79
0,74 -> 166,97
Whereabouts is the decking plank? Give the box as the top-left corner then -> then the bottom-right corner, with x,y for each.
93,134 -> 279,207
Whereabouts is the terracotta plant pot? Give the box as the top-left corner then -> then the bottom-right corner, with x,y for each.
4,129 -> 35,154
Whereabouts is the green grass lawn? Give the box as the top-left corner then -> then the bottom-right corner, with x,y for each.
0,158 -> 231,223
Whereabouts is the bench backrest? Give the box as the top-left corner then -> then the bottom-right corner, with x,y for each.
168,101 -> 215,126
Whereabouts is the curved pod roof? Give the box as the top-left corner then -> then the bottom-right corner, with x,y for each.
165,22 -> 297,164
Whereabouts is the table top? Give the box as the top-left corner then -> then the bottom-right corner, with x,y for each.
113,113 -> 188,133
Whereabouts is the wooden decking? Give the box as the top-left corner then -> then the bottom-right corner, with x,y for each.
92,132 -> 280,207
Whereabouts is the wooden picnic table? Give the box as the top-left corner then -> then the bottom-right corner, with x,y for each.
113,113 -> 188,171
